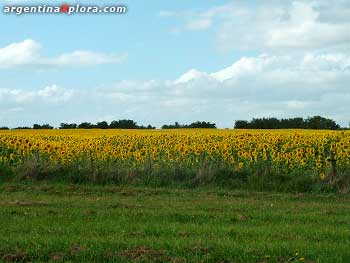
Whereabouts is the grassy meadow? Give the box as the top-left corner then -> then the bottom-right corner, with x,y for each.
1,184 -> 350,263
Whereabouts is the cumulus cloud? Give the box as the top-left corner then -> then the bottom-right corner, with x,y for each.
0,39 -> 127,68
0,85 -> 75,105
2,53 -> 349,127
174,69 -> 208,84
97,52 -> 350,127
159,3 -> 231,32
161,0 -> 350,52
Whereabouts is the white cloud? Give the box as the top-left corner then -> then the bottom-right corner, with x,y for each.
174,69 -> 208,84
263,2 -> 350,50
211,54 -> 279,82
161,1 -> 350,53
0,39 -> 41,66
3,52 -> 349,128
0,85 -> 75,105
0,39 -> 126,68
45,51 -> 127,66
186,18 -> 212,31
286,100 -> 308,109
36,85 -> 75,103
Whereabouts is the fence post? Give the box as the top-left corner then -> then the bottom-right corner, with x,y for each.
89,149 -> 95,181
264,150 -> 271,176
328,151 -> 337,180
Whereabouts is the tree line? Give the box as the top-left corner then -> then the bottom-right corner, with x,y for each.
234,116 -> 341,130
162,121 -> 216,129
61,120 -> 155,129
0,120 -> 155,130
0,116 -> 344,130
0,120 -> 217,130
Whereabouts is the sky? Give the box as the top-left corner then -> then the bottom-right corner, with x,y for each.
0,0 -> 350,128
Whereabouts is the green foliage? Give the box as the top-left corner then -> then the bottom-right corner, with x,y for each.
109,119 -> 138,129
33,124 -> 54,129
95,121 -> 109,129
162,121 -> 216,129
0,156 -> 346,193
73,120 -> 155,129
59,123 -> 77,129
77,122 -> 95,129
235,116 -> 340,130
2,116 -> 345,130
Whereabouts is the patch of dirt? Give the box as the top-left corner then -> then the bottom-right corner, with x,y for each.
127,231 -> 146,238
66,185 -> 79,191
84,209 -> 97,215
1,250 -> 28,262
238,214 -> 250,221
189,246 -> 210,255
70,243 -> 84,255
170,257 -> 186,263
231,214 -> 251,223
129,211 -> 145,217
0,201 -> 48,207
36,186 -> 55,192
323,210 -> 338,215
4,186 -> 21,192
110,202 -> 143,209
120,247 -> 169,262
50,253 -> 66,262
177,231 -> 193,237
3,185 -> 57,194
112,188 -> 165,197
118,189 -> 138,196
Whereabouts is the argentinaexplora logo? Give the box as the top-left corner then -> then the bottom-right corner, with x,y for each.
3,4 -> 127,15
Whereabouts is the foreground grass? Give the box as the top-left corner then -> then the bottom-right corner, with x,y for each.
0,184 -> 350,262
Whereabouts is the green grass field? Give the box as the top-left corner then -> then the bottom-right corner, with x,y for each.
1,184 -> 350,262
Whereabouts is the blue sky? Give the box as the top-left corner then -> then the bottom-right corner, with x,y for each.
0,0 -> 350,128
0,0 -> 240,84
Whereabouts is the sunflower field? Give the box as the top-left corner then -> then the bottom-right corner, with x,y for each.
0,129 -> 349,190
